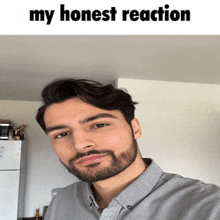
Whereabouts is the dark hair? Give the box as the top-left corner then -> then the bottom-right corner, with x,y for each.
36,78 -> 138,132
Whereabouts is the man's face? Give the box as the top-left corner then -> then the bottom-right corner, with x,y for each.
44,98 -> 142,182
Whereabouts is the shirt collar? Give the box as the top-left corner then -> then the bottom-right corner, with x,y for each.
84,183 -> 100,209
113,158 -> 163,210
85,158 -> 163,210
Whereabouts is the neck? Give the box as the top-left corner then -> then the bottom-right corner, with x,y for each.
91,152 -> 147,209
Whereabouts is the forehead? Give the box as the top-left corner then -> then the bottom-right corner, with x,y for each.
44,98 -> 124,125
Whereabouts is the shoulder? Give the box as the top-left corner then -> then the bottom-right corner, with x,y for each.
160,172 -> 220,192
44,181 -> 89,220
157,172 -> 220,207
49,180 -> 89,209
146,173 -> 220,219
54,180 -> 87,200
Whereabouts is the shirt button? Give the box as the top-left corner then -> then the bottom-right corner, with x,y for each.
127,205 -> 133,210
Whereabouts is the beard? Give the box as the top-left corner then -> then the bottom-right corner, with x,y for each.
60,135 -> 138,183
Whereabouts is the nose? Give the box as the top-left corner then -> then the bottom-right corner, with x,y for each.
71,130 -> 95,151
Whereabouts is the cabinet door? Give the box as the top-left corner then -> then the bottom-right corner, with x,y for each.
0,171 -> 20,220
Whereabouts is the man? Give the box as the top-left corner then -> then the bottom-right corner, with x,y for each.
36,78 -> 220,220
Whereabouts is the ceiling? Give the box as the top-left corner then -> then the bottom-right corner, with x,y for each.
1,35 -> 220,101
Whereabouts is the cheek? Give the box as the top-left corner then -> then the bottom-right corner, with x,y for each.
96,129 -> 132,151
52,143 -> 74,163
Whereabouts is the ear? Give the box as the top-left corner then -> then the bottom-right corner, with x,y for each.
131,118 -> 142,140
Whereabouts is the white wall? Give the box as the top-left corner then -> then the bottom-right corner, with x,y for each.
0,100 -> 78,217
117,78 -> 220,186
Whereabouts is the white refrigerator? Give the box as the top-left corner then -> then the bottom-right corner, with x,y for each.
0,140 -> 26,220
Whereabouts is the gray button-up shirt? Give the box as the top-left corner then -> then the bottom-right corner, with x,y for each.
45,159 -> 220,220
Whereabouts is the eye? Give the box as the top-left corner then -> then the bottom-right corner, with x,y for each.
93,123 -> 109,128
54,132 -> 70,139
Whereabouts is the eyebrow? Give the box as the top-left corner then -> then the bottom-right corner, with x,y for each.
45,113 -> 118,134
79,113 -> 118,124
46,125 -> 69,134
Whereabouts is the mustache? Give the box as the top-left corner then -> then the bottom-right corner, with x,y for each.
69,150 -> 113,164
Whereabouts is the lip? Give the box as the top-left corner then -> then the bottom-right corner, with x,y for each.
77,154 -> 107,165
